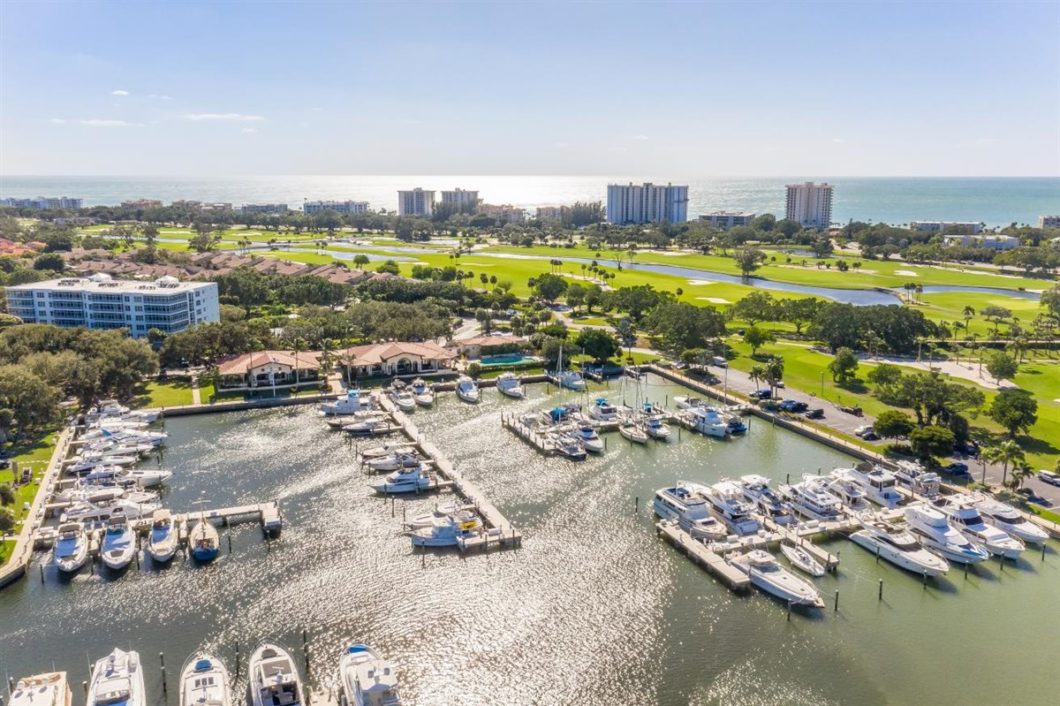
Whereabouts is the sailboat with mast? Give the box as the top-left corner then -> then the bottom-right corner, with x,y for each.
553,344 -> 586,392
188,498 -> 220,563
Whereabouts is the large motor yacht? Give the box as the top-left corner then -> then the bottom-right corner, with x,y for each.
729,550 -> 825,608
843,463 -> 904,509
848,517 -> 949,576
11,672 -> 72,706
178,654 -> 231,706
338,644 -> 401,706
86,649 -> 145,706
932,495 -> 1025,559
738,475 -> 796,526
972,496 -> 1050,545
699,480 -> 761,535
779,476 -> 843,522
248,644 -> 303,706
904,503 -> 990,565
653,484 -> 728,541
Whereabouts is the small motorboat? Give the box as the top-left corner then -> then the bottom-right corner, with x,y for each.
588,398 -> 619,422
53,522 -> 89,573
10,671 -> 72,706
248,644 -> 303,706
147,509 -> 181,563
87,649 -> 144,706
554,435 -> 587,461
730,550 -> 825,608
673,395 -> 703,410
573,425 -> 605,453
495,372 -> 526,399
391,390 -> 417,413
99,516 -> 137,570
410,378 -> 434,407
359,443 -> 415,459
366,452 -> 424,473
179,654 -> 231,706
188,519 -> 220,562
369,467 -> 433,494
455,375 -> 480,403
643,417 -> 671,440
619,422 -> 648,444
410,514 -> 482,547
343,419 -> 396,436
406,501 -> 463,529
338,644 -> 401,706
779,543 -> 826,577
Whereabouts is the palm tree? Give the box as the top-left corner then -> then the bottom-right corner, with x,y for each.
981,440 -> 1025,487
1009,461 -> 1034,490
962,305 -> 975,333
765,356 -> 784,397
749,364 -> 767,393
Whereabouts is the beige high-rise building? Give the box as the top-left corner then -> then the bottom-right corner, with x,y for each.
397,188 -> 435,217
785,182 -> 833,229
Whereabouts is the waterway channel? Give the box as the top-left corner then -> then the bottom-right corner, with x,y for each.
2,376 -> 1056,705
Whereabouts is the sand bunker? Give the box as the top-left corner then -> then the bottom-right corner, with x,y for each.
697,296 -> 731,304
895,270 -> 919,276
687,279 -> 718,286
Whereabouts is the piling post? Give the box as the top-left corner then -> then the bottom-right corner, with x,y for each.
228,534 -> 233,554
786,600 -> 792,621
786,473 -> 790,485
40,562 -> 45,583
876,545 -> 880,564
82,682 -> 88,699
160,667 -> 167,693
878,578 -> 883,601
7,678 -> 14,695
391,496 -> 395,517
235,644 -> 240,678
302,629 -> 309,670
1042,543 -> 1047,561
833,590 -> 839,612
635,497 -> 639,513
922,570 -> 927,588
964,562 -> 969,579
402,506 -> 406,524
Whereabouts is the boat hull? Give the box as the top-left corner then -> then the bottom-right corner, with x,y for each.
849,531 -> 948,576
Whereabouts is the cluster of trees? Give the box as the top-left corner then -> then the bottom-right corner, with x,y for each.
0,325 -> 158,441
214,267 -> 350,311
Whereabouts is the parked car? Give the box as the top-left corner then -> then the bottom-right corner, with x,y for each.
854,424 -> 874,438
774,381 -> 785,388
943,462 -> 971,477
955,439 -> 980,457
839,405 -> 863,417
779,399 -> 808,413
711,356 -> 728,368
1038,470 -> 1060,487
750,388 -> 773,399
805,408 -> 825,419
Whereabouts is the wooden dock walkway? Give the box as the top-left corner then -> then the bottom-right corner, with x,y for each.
656,521 -> 751,591
376,394 -> 522,550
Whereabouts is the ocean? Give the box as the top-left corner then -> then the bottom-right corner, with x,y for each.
1,175 -> 1058,227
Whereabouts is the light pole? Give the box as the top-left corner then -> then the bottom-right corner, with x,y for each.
820,370 -> 825,397
724,364 -> 729,399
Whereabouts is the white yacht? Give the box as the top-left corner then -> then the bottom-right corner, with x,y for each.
82,428 -> 167,447
672,395 -> 704,410
573,425 -> 605,454
68,457 -> 139,475
82,468 -> 172,488
932,495 -> 1025,559
495,372 -> 526,399
729,550 -> 825,608
321,389 -> 369,416
973,496 -> 1050,545
848,517 -> 949,576
147,509 -> 180,563
684,407 -> 729,438
359,443 -> 415,459
554,434 -> 588,461
552,346 -> 586,391
179,654 -> 231,706
738,475 -> 797,526
455,376 -> 480,403
53,523 -> 89,573
826,471 -> 871,513
904,504 -> 990,565
643,417 -> 671,440
893,460 -> 942,498
369,467 -> 433,494
337,644 -> 401,706
588,398 -> 619,422
843,464 -> 904,508
248,644 -> 303,706
410,379 -> 434,407
55,484 -> 126,504
779,476 -> 843,522
652,484 -> 727,541
410,514 -> 481,547
11,672 -> 72,706
99,516 -> 137,570
779,543 -> 826,577
366,452 -> 424,473
701,480 -> 761,535
87,649 -> 145,706
618,422 -> 648,444
62,498 -> 158,527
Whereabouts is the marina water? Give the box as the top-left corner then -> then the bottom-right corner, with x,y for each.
1,376 -> 1057,705
2,176 -> 1058,227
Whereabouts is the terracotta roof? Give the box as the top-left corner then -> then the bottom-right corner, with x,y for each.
216,350 -> 323,376
338,341 -> 456,367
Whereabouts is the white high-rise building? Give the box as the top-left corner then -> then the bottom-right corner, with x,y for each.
699,211 -> 756,229
5,275 -> 219,337
1040,215 -> 1060,229
785,182 -> 834,229
397,188 -> 435,217
606,182 -> 688,224
440,189 -> 479,210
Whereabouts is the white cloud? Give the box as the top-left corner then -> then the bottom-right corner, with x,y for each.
79,119 -> 142,127
632,134 -> 650,141
831,137 -> 847,144
148,94 -> 173,101
111,89 -> 129,96
241,127 -> 257,134
184,112 -> 264,122
49,118 -> 67,125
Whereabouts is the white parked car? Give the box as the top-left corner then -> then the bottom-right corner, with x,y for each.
1037,470 -> 1060,487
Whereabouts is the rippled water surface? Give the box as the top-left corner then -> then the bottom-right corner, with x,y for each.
2,376 -> 1058,705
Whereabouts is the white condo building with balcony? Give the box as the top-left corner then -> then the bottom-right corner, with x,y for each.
606,182 -> 688,224
440,189 -> 479,210
785,182 -> 833,229
397,188 -> 436,217
5,274 -> 219,337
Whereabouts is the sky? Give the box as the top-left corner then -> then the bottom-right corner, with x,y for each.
1,0 -> 1058,177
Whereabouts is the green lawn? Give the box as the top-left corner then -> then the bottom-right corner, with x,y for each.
1,431 -> 58,530
131,379 -> 195,408
0,540 -> 14,564
1028,504 -> 1060,525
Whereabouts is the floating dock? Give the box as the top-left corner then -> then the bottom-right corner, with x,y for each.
656,521 -> 751,591
376,394 -> 522,550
